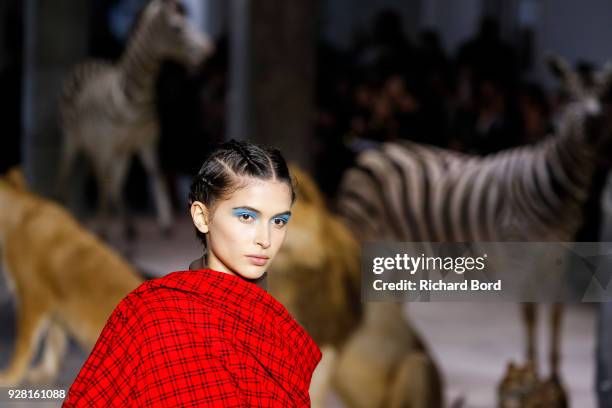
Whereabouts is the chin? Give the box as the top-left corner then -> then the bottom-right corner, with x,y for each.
237,266 -> 267,281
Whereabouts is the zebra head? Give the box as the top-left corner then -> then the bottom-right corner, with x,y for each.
140,0 -> 215,70
548,56 -> 612,150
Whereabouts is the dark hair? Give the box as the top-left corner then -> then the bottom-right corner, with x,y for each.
188,139 -> 296,252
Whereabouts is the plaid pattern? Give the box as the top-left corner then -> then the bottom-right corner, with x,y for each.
62,268 -> 322,407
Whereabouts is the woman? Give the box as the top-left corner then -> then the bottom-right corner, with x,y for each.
63,139 -> 322,407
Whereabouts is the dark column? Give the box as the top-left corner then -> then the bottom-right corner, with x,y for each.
0,0 -> 23,174
228,0 -> 317,172
22,0 -> 90,199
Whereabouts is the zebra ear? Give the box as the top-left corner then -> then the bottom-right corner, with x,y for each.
161,0 -> 182,7
547,55 -> 581,95
595,61 -> 612,98
160,0 -> 187,17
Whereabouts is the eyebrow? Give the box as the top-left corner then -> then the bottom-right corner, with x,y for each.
232,206 -> 291,217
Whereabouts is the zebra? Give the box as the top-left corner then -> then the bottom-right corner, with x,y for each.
334,57 -> 612,407
57,0 -> 214,240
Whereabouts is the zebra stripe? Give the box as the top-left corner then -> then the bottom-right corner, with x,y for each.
336,130 -> 600,243
57,0 -> 212,238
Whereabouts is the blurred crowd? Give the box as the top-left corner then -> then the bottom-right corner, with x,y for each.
312,11 -> 561,197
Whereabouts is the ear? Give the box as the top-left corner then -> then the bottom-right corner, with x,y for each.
190,201 -> 210,234
503,361 -> 516,375
4,165 -> 27,191
547,55 -> 581,95
547,55 -> 568,80
161,0 -> 186,16
596,60 -> 612,98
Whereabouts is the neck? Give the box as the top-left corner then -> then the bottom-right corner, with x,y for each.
550,115 -> 601,189
119,25 -> 161,107
540,119 -> 601,223
504,113 -> 603,241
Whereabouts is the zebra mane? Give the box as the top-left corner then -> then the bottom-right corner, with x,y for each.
122,0 -> 188,54
124,0 -> 158,45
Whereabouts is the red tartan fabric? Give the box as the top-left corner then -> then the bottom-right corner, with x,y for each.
62,268 -> 322,407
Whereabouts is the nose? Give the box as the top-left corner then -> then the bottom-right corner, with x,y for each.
254,223 -> 271,249
184,29 -> 215,68
585,98 -> 602,116
200,33 -> 215,57
192,30 -> 215,59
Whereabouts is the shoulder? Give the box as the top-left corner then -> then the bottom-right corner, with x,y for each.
114,277 -> 228,339
122,272 -> 211,311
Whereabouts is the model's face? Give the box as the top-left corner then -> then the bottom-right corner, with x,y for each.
191,177 -> 292,280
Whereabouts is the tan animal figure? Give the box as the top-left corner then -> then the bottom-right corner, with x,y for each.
332,301 -> 443,408
0,166 -> 144,386
266,164 -> 443,408
57,0 -> 214,240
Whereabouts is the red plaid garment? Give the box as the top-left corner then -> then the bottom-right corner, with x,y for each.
62,268 -> 322,407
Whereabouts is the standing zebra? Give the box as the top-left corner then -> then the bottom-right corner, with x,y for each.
57,0 -> 214,239
334,58 -> 612,407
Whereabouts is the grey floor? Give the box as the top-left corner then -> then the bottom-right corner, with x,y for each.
0,214 -> 599,407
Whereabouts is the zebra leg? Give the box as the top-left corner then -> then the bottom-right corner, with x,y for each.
108,153 -> 136,242
25,322 -> 67,385
138,144 -> 173,237
92,160 -> 113,241
550,303 -> 563,377
544,303 -> 568,407
521,302 -> 538,373
56,134 -> 78,203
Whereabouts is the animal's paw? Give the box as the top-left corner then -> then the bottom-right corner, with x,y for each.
538,375 -> 568,408
25,367 -> 56,386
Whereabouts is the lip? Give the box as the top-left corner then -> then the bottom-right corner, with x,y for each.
246,254 -> 269,259
246,255 -> 269,266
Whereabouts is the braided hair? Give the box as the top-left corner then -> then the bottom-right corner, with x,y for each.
188,139 -> 297,254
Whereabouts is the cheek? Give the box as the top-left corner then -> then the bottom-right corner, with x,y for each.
270,228 -> 288,253
213,218 -> 249,247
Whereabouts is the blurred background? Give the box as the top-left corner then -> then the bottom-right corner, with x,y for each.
1,0 -> 612,407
